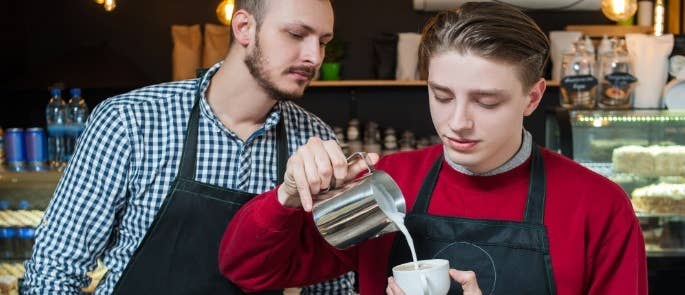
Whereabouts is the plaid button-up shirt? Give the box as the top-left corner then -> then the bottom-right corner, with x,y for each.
24,62 -> 355,294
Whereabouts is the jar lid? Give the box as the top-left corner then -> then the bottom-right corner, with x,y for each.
0,227 -> 17,238
17,227 -> 36,239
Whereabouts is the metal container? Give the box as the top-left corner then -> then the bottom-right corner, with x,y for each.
312,152 -> 406,249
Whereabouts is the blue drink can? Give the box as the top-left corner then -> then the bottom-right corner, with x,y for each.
25,127 -> 48,171
4,128 -> 26,171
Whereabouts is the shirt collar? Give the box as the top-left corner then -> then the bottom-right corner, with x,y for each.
444,129 -> 533,176
197,61 -> 282,138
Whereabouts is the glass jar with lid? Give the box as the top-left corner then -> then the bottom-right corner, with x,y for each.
597,38 -> 638,109
560,38 -> 598,109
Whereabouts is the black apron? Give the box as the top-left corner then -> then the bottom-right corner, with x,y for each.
387,147 -> 557,295
113,79 -> 286,294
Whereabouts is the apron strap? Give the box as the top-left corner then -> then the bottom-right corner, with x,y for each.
411,154 -> 443,214
522,146 -> 546,225
275,115 -> 287,184
176,78 -> 204,180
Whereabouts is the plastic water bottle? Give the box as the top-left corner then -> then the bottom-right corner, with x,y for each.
0,201 -> 15,260
46,88 -> 67,169
17,227 -> 36,260
0,225 -> 16,260
17,200 -> 30,211
65,88 -> 89,162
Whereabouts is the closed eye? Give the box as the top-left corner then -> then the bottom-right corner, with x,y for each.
478,101 -> 499,109
435,96 -> 453,103
289,32 -> 304,39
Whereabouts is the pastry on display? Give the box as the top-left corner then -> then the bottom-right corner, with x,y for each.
653,146 -> 685,176
613,145 -> 654,175
631,183 -> 685,214
613,145 -> 685,177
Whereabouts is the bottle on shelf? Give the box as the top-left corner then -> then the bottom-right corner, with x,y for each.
16,226 -> 36,260
0,200 -> 13,260
17,200 -> 30,211
362,121 -> 382,154
346,119 -> 363,154
333,126 -> 349,156
46,88 -> 67,170
399,130 -> 416,152
65,88 -> 89,162
382,127 -> 399,156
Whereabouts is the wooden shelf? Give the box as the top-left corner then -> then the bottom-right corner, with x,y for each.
310,80 -> 559,87
0,170 -> 61,209
310,80 -> 427,87
565,25 -> 653,37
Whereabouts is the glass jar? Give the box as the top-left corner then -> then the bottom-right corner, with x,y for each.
560,39 -> 598,109
597,38 -> 637,109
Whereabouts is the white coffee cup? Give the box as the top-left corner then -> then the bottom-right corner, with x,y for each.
392,259 -> 450,295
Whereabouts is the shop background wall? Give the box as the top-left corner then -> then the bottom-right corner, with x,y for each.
1,0 -> 609,140
2,3 -> 682,291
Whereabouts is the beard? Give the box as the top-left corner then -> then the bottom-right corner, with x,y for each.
244,36 -> 315,101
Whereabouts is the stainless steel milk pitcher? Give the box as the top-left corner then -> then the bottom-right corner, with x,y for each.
312,152 -> 406,249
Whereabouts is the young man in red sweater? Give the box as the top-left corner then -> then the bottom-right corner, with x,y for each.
219,2 -> 648,294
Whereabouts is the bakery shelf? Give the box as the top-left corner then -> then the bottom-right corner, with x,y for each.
546,108 -> 685,256
0,170 -> 61,209
309,80 -> 560,87
637,212 -> 685,219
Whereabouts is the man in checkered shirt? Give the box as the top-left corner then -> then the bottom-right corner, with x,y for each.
23,0 -> 355,294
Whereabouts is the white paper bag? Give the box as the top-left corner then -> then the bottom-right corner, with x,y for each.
395,33 -> 422,81
202,23 -> 231,68
172,25 -> 202,81
625,34 -> 674,108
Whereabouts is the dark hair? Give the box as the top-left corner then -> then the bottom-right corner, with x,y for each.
418,2 -> 550,89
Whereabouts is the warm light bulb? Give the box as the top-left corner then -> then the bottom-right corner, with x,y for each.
654,0 -> 665,36
216,0 -> 235,26
94,0 -> 105,4
104,0 -> 116,11
601,0 -> 638,22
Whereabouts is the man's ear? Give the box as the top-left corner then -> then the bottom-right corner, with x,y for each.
231,9 -> 254,47
523,78 -> 546,116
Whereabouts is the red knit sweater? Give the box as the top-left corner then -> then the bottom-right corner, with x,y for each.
219,145 -> 648,294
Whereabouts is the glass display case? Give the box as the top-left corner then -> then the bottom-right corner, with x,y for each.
546,108 -> 685,257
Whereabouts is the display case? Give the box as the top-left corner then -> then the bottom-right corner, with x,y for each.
546,108 -> 685,257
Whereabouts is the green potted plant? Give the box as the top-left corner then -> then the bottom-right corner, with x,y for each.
321,38 -> 345,81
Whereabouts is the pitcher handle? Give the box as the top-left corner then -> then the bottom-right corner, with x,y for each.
348,152 -> 375,174
321,152 -> 375,193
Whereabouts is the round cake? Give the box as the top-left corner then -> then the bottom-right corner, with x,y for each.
631,183 -> 685,214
